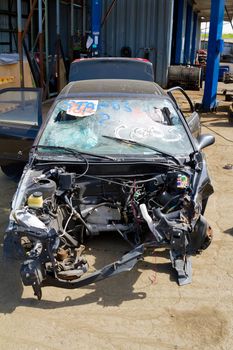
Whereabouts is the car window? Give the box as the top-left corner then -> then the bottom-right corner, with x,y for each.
69,60 -> 154,82
39,97 -> 194,157
0,90 -> 40,126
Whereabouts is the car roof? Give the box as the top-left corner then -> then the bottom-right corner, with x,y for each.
58,79 -> 165,99
72,57 -> 151,64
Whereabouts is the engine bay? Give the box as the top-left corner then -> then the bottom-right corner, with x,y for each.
5,162 -> 213,299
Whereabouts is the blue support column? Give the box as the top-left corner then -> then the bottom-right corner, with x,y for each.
190,13 -> 197,64
183,3 -> 192,64
202,0 -> 225,111
175,0 -> 184,64
92,0 -> 102,56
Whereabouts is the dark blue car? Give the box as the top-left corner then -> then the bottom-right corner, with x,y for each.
3,77 -> 215,300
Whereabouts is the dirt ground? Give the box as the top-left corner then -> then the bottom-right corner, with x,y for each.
0,85 -> 233,350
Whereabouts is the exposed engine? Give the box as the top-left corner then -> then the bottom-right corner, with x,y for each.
6,164 -> 213,299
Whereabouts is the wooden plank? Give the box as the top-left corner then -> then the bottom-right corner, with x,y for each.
0,61 -> 34,88
0,76 -> 14,85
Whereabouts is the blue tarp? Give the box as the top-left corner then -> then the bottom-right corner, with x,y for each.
0,54 -> 26,65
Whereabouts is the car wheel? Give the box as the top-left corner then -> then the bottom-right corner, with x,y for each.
1,164 -> 24,179
201,225 -> 213,250
228,105 -> 233,124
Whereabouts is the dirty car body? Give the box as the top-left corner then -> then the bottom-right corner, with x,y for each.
4,80 -> 215,299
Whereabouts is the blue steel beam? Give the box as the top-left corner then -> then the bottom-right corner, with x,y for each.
183,3 -> 192,64
174,0 -> 184,64
92,0 -> 102,56
190,12 -> 197,64
202,0 -> 225,111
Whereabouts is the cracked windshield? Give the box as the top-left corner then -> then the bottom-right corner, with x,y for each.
39,97 -> 194,156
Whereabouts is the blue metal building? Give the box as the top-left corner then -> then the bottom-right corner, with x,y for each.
97,1 -> 232,87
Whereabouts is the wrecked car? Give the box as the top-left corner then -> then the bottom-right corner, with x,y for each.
3,79 -> 215,299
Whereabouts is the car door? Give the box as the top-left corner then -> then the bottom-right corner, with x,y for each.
167,86 -> 201,138
0,88 -> 42,166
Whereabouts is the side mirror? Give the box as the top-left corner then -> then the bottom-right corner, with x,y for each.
196,134 -> 215,150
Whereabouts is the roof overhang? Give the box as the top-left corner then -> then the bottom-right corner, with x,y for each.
193,0 -> 233,23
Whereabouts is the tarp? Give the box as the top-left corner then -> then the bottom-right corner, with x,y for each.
0,54 -> 26,66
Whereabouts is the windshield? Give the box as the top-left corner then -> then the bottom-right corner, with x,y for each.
39,97 -> 194,157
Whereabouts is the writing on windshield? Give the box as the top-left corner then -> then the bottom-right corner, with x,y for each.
39,98 -> 193,156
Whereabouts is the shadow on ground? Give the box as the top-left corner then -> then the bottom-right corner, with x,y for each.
0,238 -> 177,313
224,228 -> 233,236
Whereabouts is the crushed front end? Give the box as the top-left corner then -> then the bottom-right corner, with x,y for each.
4,156 -> 213,299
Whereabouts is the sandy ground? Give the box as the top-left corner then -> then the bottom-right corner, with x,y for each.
0,86 -> 233,350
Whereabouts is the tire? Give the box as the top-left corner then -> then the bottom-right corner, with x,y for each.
228,105 -> 233,125
1,164 -> 24,180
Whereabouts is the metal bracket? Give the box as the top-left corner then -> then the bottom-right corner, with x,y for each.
171,254 -> 192,285
170,229 -> 192,285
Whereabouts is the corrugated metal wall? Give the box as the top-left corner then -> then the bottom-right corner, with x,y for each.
0,0 -> 28,53
180,0 -> 187,63
48,0 -> 83,56
101,0 -> 174,87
